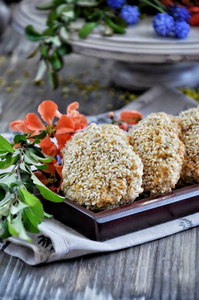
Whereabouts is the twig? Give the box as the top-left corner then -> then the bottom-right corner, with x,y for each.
16,150 -> 23,182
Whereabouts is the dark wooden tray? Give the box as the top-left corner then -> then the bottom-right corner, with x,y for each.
40,183 -> 199,241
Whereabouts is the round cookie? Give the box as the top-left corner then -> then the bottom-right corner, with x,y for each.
128,113 -> 185,196
61,123 -> 143,210
178,106 -> 199,184
135,112 -> 181,137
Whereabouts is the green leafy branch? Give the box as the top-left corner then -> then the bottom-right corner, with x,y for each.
25,0 -> 165,89
0,134 -> 65,242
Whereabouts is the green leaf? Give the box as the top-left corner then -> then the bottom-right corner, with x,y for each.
40,44 -> 48,58
104,24 -> 113,36
62,10 -> 75,20
0,152 -> 7,159
0,135 -> 14,153
7,214 -> 19,236
45,36 -> 61,46
27,145 -> 44,156
31,173 -> 65,203
0,160 -> 6,169
53,0 -> 66,6
56,4 -> 73,15
0,193 -> 13,208
113,17 -> 128,28
77,0 -> 100,7
36,1 -> 54,10
36,164 -> 48,171
20,173 -> 34,193
49,52 -> 63,71
0,188 -> 6,201
44,211 -> 53,219
34,60 -> 47,83
10,181 -> 21,189
48,71 -> 59,90
0,202 -> 10,215
24,208 -> 40,228
25,25 -> 44,42
22,211 -> 40,233
10,201 -> 29,215
24,151 -> 38,166
26,46 -> 40,59
35,156 -> 52,163
0,218 -> 10,239
79,22 -> 98,38
20,162 -> 30,174
19,188 -> 44,223
0,183 -> 8,193
0,173 -> 18,190
0,172 -> 9,179
47,9 -> 58,23
14,134 -> 27,144
42,27 -> 55,36
6,154 -> 19,169
8,213 -> 32,242
56,44 -> 72,56
59,26 -> 69,42
105,18 -> 125,34
33,138 -> 40,144
31,130 -> 47,140
0,153 -> 19,170
88,10 -> 103,21
26,149 -> 52,163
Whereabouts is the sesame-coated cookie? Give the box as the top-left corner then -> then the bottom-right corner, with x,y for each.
178,106 -> 199,184
135,112 -> 181,137
61,123 -> 143,210
128,113 -> 185,196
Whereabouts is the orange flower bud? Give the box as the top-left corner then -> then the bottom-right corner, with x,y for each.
119,122 -> 128,131
108,111 -> 115,119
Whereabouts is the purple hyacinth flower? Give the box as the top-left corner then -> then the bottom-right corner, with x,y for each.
107,0 -> 125,9
174,21 -> 190,38
168,5 -> 191,22
153,13 -> 174,37
120,5 -> 140,25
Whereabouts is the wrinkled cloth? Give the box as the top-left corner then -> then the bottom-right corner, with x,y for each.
1,213 -> 198,266
0,85 -> 198,265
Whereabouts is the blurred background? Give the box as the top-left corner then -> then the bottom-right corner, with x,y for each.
0,0 -> 199,132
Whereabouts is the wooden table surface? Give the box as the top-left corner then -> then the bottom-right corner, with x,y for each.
0,19 -> 199,300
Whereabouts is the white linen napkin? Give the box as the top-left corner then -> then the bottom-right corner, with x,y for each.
1,213 -> 199,266
0,85 -> 199,265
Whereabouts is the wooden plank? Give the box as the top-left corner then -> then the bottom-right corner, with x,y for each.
0,228 -> 198,299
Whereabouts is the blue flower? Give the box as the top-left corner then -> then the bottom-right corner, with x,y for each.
120,5 -> 140,25
168,5 -> 191,22
174,21 -> 190,38
56,154 -> 62,165
107,0 -> 125,9
153,13 -> 174,37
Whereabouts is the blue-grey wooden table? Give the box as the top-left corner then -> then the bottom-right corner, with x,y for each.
0,23 -> 199,300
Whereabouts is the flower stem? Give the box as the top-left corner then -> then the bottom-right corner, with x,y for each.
153,0 -> 166,10
16,150 -> 23,181
140,0 -> 165,13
